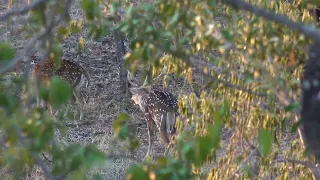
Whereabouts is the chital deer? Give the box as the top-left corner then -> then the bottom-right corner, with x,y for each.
31,58 -> 90,120
127,71 -> 178,158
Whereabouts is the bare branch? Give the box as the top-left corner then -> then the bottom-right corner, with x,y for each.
146,41 -> 267,97
222,0 -> 320,42
0,0 -> 46,22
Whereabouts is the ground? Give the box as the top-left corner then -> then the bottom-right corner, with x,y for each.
0,1 -> 184,179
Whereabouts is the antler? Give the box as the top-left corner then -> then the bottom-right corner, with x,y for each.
128,64 -> 166,88
127,70 -> 138,87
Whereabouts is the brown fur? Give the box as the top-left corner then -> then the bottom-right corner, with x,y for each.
31,58 -> 90,120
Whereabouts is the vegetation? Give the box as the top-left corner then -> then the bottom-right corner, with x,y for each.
0,0 -> 320,179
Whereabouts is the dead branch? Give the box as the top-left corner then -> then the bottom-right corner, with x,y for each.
0,0 -> 46,22
222,0 -> 320,43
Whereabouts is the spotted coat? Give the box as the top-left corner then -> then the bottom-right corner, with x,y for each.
130,87 -> 178,146
32,58 -> 90,120
32,58 -> 90,89
144,89 -> 178,133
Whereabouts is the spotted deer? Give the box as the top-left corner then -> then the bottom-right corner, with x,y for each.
32,58 -> 90,120
127,71 -> 178,158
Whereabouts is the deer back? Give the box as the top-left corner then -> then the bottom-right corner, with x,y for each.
146,89 -> 178,138
32,58 -> 90,89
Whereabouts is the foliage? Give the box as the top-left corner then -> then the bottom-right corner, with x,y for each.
1,0 -> 320,179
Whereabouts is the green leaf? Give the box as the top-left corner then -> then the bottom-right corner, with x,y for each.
92,174 -> 103,180
208,123 -> 222,148
126,164 -> 149,180
0,94 -> 17,115
243,71 -> 254,84
84,145 -> 107,168
168,11 -> 180,28
258,128 -> 273,157
49,77 -> 72,109
57,26 -> 70,38
195,136 -> 212,167
284,102 -> 301,112
112,113 -> 130,140
0,43 -> 15,63
221,30 -> 233,41
81,0 -> 101,20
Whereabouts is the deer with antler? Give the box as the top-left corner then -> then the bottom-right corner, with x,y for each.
127,70 -> 178,158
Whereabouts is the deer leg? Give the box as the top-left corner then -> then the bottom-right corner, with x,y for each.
48,104 -> 57,121
72,89 -> 84,121
166,111 -> 176,135
159,113 -> 170,155
145,118 -> 155,159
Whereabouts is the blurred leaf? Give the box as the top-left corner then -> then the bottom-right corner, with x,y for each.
0,43 -> 15,63
126,164 -> 149,180
112,113 -> 130,140
84,145 -> 106,168
0,94 -> 17,115
92,174 -> 103,180
284,102 -> 301,112
57,26 -> 70,39
195,136 -> 212,167
258,128 -> 273,157
243,71 -> 254,84
81,0 -> 101,20
49,77 -> 72,109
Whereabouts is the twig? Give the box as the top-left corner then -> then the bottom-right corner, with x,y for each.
42,152 -> 52,163
222,0 -> 320,43
0,0 -> 46,22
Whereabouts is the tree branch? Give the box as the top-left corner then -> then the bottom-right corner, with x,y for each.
272,158 -> 320,179
222,0 -> 320,42
15,127 -> 56,180
0,0 -> 46,22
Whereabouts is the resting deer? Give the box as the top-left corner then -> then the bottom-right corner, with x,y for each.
127,71 -> 178,158
31,58 -> 90,120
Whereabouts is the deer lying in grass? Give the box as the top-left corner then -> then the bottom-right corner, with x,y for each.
31,58 -> 90,120
127,71 -> 178,159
